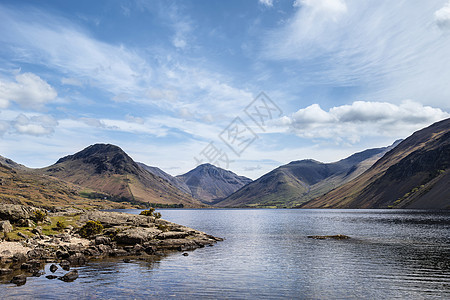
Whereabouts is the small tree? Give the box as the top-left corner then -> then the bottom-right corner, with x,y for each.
56,220 -> 66,231
139,208 -> 161,219
33,210 -> 47,223
79,221 -> 103,238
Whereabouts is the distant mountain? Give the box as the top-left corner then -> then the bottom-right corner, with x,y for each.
301,118 -> 450,209
39,144 -> 204,208
176,163 -> 253,204
216,141 -> 400,208
137,162 -> 191,195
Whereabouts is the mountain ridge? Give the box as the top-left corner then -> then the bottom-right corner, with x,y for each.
176,163 -> 253,204
215,140 -> 400,208
300,118 -> 450,209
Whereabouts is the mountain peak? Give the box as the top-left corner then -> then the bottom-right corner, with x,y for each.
55,143 -> 137,175
176,164 -> 252,204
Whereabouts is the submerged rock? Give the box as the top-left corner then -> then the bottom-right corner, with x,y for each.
11,274 -> 27,286
307,234 -> 350,240
59,270 -> 78,282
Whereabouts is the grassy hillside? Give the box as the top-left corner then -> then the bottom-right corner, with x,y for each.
301,118 -> 450,209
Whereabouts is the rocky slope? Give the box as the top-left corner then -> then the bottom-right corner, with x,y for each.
176,164 -> 253,204
300,118 -> 450,209
137,163 -> 191,195
0,160 -> 126,209
216,142 -> 399,208
38,144 -> 204,208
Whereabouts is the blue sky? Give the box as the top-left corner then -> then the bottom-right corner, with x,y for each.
0,0 -> 450,179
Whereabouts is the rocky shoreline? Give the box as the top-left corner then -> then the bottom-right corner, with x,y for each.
0,204 -> 222,285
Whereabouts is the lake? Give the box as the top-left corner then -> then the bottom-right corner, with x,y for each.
2,209 -> 450,299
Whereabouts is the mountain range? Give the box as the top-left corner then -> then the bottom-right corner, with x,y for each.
0,118 -> 448,209
215,141 -> 400,208
300,118 -> 450,209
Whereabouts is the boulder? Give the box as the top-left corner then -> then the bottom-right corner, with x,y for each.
17,219 -> 35,227
0,204 -> 43,223
156,231 -> 189,240
0,268 -> 12,275
68,253 -> 86,266
59,270 -> 78,282
31,226 -> 42,235
115,227 -> 161,245
11,274 -> 27,285
46,275 -> 58,280
95,236 -> 111,245
0,220 -> 12,233
49,264 -> 58,273
60,260 -> 70,271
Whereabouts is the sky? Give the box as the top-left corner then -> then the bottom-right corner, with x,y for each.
0,0 -> 450,179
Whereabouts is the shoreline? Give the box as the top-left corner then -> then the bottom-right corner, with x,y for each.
0,204 -> 222,285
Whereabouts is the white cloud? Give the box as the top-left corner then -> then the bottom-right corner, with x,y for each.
262,1 -> 450,108
125,114 -> 145,124
294,0 -> 347,15
0,120 -> 9,135
0,73 -> 57,109
61,77 -> 83,87
278,100 -> 450,143
435,1 -> 450,30
259,0 -> 274,7
0,6 -> 151,100
12,113 -> 58,136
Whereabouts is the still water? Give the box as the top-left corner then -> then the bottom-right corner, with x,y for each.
2,209 -> 450,299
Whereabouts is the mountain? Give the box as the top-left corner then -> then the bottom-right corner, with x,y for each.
39,144 -> 204,208
175,163 -> 253,204
137,162 -> 191,195
300,118 -> 450,209
215,141 -> 400,208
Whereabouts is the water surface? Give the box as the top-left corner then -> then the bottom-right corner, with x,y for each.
2,209 -> 449,299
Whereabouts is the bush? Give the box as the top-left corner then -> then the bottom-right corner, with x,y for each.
79,221 -> 103,238
56,220 -> 66,231
33,210 -> 47,223
139,208 -> 161,219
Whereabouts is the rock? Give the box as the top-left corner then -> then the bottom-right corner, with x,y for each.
156,231 -> 189,240
31,226 -> 42,235
27,248 -> 49,260
96,244 -> 111,254
115,227 -> 161,245
182,252 -> 189,256
68,253 -> 86,266
46,275 -> 58,280
95,236 -> 111,245
17,219 -> 35,227
59,270 -> 78,282
12,252 -> 27,263
50,264 -> 58,273
109,249 -> 128,257
0,268 -> 12,275
17,232 -> 27,239
123,258 -> 131,263
56,250 -> 70,259
55,233 -> 71,242
0,204 -> 43,223
0,220 -> 12,233
307,234 -> 350,240
11,274 -> 27,285
60,260 -> 70,271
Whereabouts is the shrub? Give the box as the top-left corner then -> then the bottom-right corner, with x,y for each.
33,210 -> 47,223
139,208 -> 161,219
56,220 -> 66,231
79,221 -> 103,238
